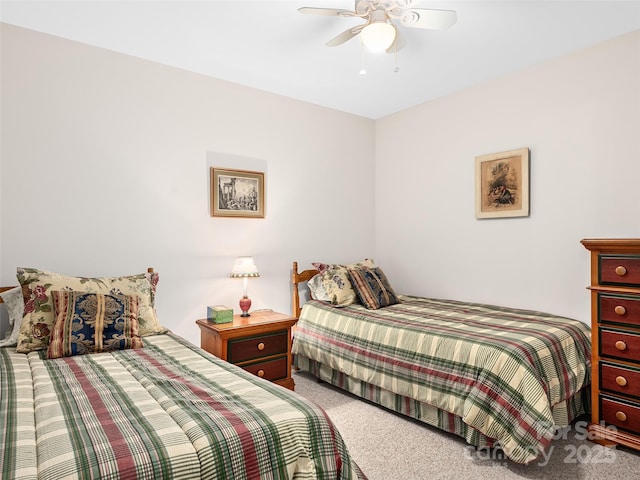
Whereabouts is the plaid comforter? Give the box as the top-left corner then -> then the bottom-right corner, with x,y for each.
0,333 -> 365,480
292,296 -> 591,464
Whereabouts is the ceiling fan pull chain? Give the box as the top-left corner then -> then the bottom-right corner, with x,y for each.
359,41 -> 367,75
393,39 -> 399,73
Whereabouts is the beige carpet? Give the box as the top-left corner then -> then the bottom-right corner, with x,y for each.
293,370 -> 640,480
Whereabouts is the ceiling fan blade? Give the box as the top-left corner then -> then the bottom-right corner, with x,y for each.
325,25 -> 364,47
400,8 -> 457,30
298,7 -> 354,17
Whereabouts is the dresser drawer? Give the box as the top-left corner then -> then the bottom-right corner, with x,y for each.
599,293 -> 640,327
242,357 -> 288,381
228,331 -> 288,364
601,362 -> 640,399
599,255 -> 640,287
600,328 -> 640,363
600,394 -> 640,433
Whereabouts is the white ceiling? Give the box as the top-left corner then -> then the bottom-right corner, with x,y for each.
2,0 -> 640,119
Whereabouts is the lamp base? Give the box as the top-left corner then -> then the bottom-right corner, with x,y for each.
239,296 -> 251,317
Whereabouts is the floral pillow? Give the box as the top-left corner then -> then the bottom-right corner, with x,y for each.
0,286 -> 25,347
16,268 -> 166,353
307,274 -> 331,302
311,259 -> 375,307
47,291 -> 143,359
347,266 -> 399,310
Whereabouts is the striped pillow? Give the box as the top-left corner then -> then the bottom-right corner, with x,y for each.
47,291 -> 143,359
347,266 -> 399,310
312,259 -> 375,307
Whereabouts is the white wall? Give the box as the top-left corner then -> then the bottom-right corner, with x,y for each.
375,30 -> 640,324
2,23 -> 638,345
0,23 -> 376,344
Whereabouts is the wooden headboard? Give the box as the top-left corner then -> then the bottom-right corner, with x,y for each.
291,261 -> 317,319
0,286 -> 16,303
0,268 -> 156,304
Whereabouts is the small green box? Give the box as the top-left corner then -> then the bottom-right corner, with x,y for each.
207,305 -> 233,324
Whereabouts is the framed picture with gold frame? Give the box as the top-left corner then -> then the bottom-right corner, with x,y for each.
210,167 -> 265,218
475,148 -> 530,219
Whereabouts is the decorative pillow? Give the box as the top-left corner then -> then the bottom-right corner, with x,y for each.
347,266 -> 399,310
16,268 -> 165,353
47,291 -> 143,359
0,286 -> 25,347
307,274 -> 331,302
312,259 -> 375,307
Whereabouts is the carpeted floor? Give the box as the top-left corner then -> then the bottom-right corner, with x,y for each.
293,370 -> 640,480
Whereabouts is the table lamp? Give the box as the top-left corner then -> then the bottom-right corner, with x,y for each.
230,256 -> 260,317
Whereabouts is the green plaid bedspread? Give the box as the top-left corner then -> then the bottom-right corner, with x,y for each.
0,333 -> 365,480
292,295 -> 592,464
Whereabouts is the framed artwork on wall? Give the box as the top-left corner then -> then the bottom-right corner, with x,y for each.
475,148 -> 530,219
210,167 -> 265,218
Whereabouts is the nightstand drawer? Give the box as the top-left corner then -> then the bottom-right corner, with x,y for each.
242,357 -> 288,381
600,328 -> 640,363
599,293 -> 640,327
601,362 -> 640,399
228,331 -> 288,364
601,395 -> 640,433
600,255 -> 640,287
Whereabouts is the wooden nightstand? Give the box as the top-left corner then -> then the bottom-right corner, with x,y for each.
196,310 -> 298,390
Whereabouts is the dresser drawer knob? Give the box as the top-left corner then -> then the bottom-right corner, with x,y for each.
614,305 -> 627,316
616,376 -> 628,387
615,340 -> 628,351
616,411 -> 628,422
615,265 -> 628,276
257,369 -> 265,377
257,342 -> 265,351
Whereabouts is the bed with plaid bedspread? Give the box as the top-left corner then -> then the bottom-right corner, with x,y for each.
292,295 -> 591,464
0,333 -> 366,479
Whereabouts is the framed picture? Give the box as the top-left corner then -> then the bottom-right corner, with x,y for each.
210,167 -> 265,218
475,148 -> 530,219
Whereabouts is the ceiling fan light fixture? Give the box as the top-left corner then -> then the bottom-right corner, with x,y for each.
300,1 -> 457,52
360,21 -> 396,53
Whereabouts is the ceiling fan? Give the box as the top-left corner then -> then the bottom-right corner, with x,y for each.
298,0 -> 457,53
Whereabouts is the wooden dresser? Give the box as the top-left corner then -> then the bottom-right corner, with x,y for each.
582,238 -> 640,450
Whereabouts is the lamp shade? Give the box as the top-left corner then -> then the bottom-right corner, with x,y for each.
361,21 -> 396,53
230,256 -> 260,278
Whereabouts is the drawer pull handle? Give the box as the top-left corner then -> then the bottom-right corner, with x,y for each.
616,411 -> 627,422
616,376 -> 628,387
615,340 -> 628,351
257,369 -> 265,378
614,305 -> 627,316
257,342 -> 265,351
615,266 -> 627,276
